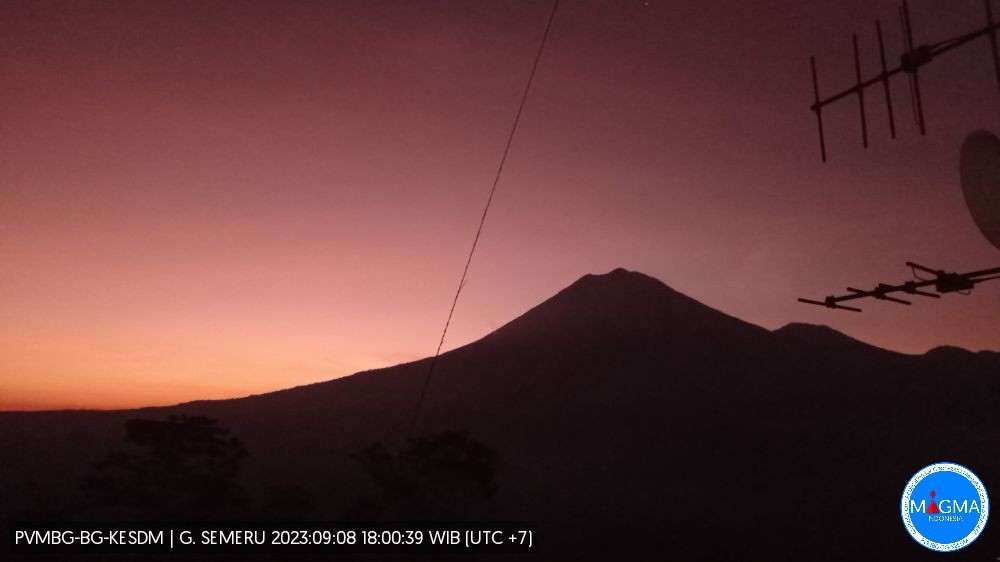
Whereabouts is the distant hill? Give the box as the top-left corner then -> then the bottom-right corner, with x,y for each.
2,268 -> 998,560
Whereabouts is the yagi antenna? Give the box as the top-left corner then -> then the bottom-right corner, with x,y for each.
799,262 -> 1000,312
809,0 -> 1000,162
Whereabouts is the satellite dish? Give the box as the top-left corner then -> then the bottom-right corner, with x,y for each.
960,130 -> 1000,250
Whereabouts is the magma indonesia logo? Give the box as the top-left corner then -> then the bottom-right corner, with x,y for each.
901,462 -> 989,552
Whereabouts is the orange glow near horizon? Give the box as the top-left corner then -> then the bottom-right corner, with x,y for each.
2,1 -> 999,411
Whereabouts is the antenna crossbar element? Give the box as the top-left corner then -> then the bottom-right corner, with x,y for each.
810,56 -> 828,161
987,0 -> 1000,94
876,20 -> 897,139
797,297 -> 863,312
798,262 -> 1000,311
853,33 -> 869,148
900,0 -> 927,135
808,0 -> 1000,160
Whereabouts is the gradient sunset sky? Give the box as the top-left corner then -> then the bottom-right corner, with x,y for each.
2,0 -> 999,410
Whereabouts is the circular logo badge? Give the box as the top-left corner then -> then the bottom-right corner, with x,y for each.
901,462 -> 989,552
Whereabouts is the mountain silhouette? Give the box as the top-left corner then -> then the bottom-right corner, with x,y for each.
2,268 -> 998,560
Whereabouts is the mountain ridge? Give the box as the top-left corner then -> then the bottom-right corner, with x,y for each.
2,268 -> 999,561
3,268 -> 990,414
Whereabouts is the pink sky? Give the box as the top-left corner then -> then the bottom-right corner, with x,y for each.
2,0 -> 998,410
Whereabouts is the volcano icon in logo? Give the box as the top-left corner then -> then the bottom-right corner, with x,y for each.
901,462 -> 989,552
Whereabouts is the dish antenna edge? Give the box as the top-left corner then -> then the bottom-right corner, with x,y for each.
960,129 -> 1000,250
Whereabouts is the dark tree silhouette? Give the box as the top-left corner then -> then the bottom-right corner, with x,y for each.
349,430 -> 498,520
259,484 -> 316,519
82,415 -> 248,520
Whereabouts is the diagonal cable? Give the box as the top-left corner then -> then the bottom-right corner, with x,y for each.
404,0 -> 560,438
